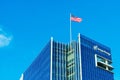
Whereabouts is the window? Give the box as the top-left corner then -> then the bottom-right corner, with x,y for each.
95,54 -> 113,73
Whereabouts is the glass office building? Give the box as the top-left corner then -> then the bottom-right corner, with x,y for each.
20,33 -> 114,80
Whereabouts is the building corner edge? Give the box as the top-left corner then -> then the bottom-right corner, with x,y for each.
50,37 -> 53,80
78,33 -> 83,80
19,73 -> 24,80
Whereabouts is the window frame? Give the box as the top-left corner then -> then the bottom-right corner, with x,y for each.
95,54 -> 114,73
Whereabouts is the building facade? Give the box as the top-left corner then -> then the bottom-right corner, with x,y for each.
20,33 -> 114,80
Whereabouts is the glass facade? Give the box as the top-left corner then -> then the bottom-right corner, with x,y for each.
23,42 -> 51,80
80,34 -> 114,80
21,34 -> 114,80
52,41 -> 81,80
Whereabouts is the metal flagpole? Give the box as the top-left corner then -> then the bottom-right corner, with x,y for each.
70,13 -> 72,44
70,13 -> 73,80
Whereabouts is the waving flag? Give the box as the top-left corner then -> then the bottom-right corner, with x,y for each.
71,15 -> 82,22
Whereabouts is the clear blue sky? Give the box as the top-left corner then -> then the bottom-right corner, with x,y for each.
0,0 -> 119,80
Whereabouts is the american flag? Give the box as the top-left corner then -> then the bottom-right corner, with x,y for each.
71,15 -> 82,22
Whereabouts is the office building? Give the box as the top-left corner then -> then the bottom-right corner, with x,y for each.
20,33 -> 114,80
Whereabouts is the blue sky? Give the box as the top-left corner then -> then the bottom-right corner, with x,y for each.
0,0 -> 120,80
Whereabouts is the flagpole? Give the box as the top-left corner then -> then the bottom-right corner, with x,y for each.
70,13 -> 72,44
70,13 -> 73,79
